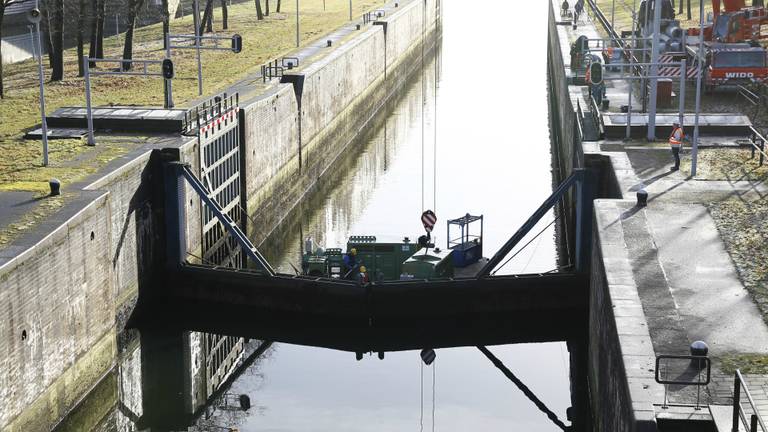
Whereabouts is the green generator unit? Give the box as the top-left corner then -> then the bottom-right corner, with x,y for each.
400,248 -> 454,280
302,248 -> 344,278
346,235 -> 419,281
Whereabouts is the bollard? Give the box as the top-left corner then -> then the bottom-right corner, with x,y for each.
49,178 -> 61,196
287,62 -> 294,70
636,189 -> 648,207
690,340 -> 709,369
356,24 -> 361,30
327,40 -> 332,47
395,2 -> 398,6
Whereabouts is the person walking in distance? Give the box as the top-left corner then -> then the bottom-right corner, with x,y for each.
669,121 -> 684,171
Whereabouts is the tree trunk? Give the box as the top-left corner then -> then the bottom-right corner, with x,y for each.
0,6 -> 5,99
276,0 -> 281,12
41,5 -> 54,68
220,0 -> 228,29
96,0 -> 105,58
77,0 -> 86,76
200,0 -> 213,33
265,0 -> 269,15
678,0 -> 683,14
162,0 -> 170,49
687,0 -> 692,20
122,0 -> 145,70
88,0 -> 98,66
50,0 -> 64,81
255,0 -> 263,19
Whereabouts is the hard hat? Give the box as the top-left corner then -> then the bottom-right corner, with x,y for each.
360,265 -> 367,273
350,248 -> 357,255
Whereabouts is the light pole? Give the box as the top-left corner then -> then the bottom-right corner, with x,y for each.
647,0 -> 663,140
691,0 -> 704,176
28,4 -> 48,166
296,0 -> 300,47
193,0 -> 203,95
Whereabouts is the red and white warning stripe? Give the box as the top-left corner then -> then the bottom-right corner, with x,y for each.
200,107 -> 240,134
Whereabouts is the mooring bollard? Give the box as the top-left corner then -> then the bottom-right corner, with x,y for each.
327,40 -> 333,47
636,189 -> 648,207
49,178 -> 61,196
690,340 -> 709,369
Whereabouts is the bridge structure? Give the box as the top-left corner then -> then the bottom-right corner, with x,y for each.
131,144 -> 598,354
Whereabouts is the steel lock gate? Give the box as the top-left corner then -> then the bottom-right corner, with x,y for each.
186,93 -> 245,397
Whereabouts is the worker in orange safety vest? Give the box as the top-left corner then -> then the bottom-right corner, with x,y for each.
669,121 -> 684,171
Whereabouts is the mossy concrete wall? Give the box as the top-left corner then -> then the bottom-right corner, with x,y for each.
0,1 -> 441,430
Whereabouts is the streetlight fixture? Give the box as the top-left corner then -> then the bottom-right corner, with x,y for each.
27,3 -> 49,166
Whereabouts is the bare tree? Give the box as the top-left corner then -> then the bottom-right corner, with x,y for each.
276,0 -> 281,12
265,0 -> 269,15
254,0 -> 263,19
220,0 -> 228,29
162,0 -> 170,48
77,0 -> 86,76
122,0 -> 146,70
89,0 -> 105,64
42,0 -> 64,80
687,0 -> 692,20
0,0 -> 31,97
200,0 -> 214,33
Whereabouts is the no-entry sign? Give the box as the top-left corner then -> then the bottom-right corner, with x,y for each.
421,210 -> 437,232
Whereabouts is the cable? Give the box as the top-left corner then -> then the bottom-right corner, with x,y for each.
431,359 -> 436,432
477,346 -> 568,431
420,360 -> 424,432
492,215 -> 559,275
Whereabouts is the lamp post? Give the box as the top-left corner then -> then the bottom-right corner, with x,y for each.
28,3 -> 48,166
691,0 -> 704,176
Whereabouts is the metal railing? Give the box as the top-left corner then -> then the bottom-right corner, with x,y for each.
589,96 -> 605,139
261,57 -> 300,82
733,370 -> 768,432
576,99 -> 585,143
655,354 -> 711,410
183,92 -> 239,134
362,9 -> 385,24
748,126 -> 768,166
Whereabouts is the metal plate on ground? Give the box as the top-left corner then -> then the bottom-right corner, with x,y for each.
24,128 -> 88,139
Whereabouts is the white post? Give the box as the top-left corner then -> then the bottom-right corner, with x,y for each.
296,0 -> 300,47
193,0 -> 203,95
691,0 -> 704,176
32,21 -> 49,165
83,56 -> 96,146
627,0 -> 637,139
678,58 -> 686,127
647,0 -> 663,140
164,32 -> 174,108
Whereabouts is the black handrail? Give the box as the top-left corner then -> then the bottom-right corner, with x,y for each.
733,369 -> 768,432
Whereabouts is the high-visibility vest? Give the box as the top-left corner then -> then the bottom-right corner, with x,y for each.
669,127 -> 684,146
606,46 -> 615,57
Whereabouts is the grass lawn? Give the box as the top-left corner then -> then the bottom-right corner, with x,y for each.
0,0 -> 385,194
679,147 -> 768,181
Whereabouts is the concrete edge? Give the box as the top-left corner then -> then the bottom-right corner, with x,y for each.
594,199 -> 666,418
0,191 -> 109,275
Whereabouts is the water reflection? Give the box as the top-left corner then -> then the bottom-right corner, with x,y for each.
73,0 -> 571,429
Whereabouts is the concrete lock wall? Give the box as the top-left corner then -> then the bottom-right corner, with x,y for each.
243,0 -> 440,243
0,0 -> 441,430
